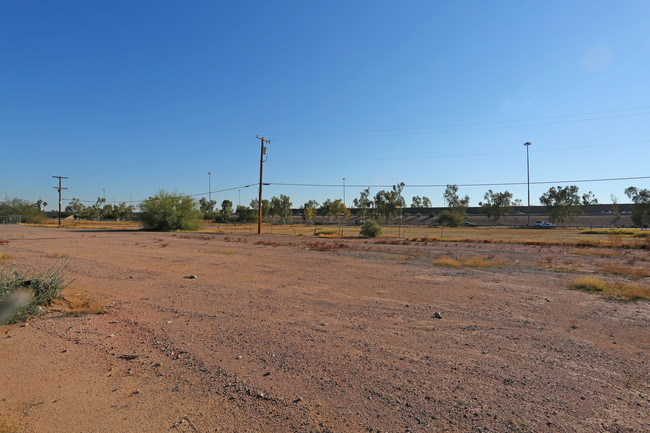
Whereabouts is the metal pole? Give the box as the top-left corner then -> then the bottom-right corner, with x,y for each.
524,142 -> 531,226
342,177 -> 346,207
208,172 -> 212,216
256,136 -> 270,234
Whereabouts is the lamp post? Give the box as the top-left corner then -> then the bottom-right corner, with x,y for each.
524,142 -> 532,226
342,177 -> 346,207
208,172 -> 212,216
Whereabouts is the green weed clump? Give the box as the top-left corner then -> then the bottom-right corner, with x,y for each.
359,220 -> 382,238
0,262 -> 71,324
570,277 -> 649,301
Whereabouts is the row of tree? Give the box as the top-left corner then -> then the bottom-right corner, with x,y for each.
132,184 -> 650,228
65,198 -> 135,221
2,184 -> 649,229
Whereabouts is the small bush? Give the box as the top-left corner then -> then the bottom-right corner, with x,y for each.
0,262 -> 71,324
360,220 -> 382,238
139,190 -> 203,231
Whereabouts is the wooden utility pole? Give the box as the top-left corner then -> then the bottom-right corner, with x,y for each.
257,136 -> 270,234
52,176 -> 68,226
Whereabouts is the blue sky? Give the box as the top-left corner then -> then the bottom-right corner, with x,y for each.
2,0 -> 649,210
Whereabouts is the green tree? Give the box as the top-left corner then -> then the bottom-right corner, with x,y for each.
0,197 -> 46,223
250,199 -> 271,221
441,184 -> 469,225
320,198 -> 349,222
539,185 -> 584,226
479,190 -> 515,225
411,196 -> 422,208
198,197 -> 216,218
270,195 -> 292,224
139,190 -> 203,231
112,202 -> 135,221
353,188 -> 373,217
65,198 -> 86,218
320,199 -> 334,222
374,182 -> 405,220
235,205 -> 256,222
581,191 -> 598,205
331,199 -> 350,219
422,196 -> 432,208
220,200 -> 233,222
624,186 -> 650,228
300,200 -> 319,224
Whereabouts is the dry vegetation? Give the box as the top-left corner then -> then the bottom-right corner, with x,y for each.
570,277 -> 649,301
60,291 -> 106,316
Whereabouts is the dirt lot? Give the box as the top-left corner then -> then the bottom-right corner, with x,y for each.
1,225 -> 648,432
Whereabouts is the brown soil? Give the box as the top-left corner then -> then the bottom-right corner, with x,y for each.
1,225 -> 648,432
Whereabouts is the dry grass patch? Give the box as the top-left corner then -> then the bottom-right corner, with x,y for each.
570,277 -> 649,301
47,253 -> 69,259
204,249 -> 235,255
0,254 -> 12,262
61,292 -> 106,316
568,248 -> 620,258
433,255 -> 506,268
601,263 -> 650,279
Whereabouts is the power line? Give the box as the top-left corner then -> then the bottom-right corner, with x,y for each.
266,175 -> 650,189
270,111 -> 650,141
271,139 -> 650,164
270,105 -> 650,137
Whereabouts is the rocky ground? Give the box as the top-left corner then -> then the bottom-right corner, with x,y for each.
0,225 -> 648,432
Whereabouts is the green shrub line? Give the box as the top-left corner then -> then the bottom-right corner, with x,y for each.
0,262 -> 71,324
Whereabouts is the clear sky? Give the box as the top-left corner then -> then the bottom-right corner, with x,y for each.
2,0 -> 649,210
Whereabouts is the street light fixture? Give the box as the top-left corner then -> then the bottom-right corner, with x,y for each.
524,142 -> 532,226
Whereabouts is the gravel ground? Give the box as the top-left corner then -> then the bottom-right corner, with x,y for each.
1,225 -> 648,432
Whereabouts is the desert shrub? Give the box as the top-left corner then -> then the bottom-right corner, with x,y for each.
437,210 -> 464,227
360,220 -> 382,238
0,262 -> 71,324
139,190 -> 203,231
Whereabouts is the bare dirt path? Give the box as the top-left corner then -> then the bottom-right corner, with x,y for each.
1,225 -> 648,432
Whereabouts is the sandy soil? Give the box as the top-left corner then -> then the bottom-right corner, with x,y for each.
0,225 -> 648,432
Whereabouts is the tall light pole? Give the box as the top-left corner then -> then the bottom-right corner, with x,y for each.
524,142 -> 532,227
342,177 -> 346,207
238,189 -> 241,207
207,171 -> 212,216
